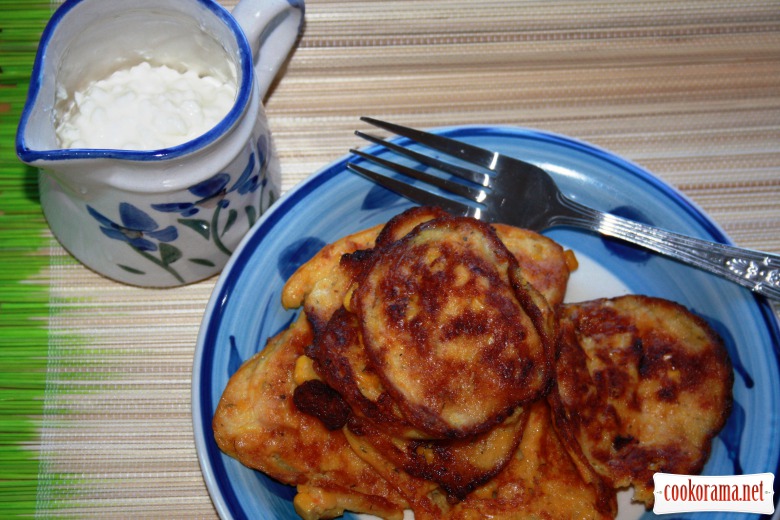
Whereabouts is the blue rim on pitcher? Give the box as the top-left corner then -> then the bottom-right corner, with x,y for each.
15,0 -> 254,163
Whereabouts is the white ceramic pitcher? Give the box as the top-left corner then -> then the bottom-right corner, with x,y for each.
16,0 -> 304,287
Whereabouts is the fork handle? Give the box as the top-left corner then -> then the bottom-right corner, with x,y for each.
554,196 -> 780,301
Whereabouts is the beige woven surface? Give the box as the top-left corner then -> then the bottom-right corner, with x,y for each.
33,0 -> 779,518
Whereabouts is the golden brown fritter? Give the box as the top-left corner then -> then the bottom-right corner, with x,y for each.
374,205 -> 450,248
343,402 -> 616,520
304,208 -> 567,441
305,305 -> 424,438
548,295 -> 733,506
282,206 -> 451,334
351,215 -> 553,438
347,406 -> 529,500
492,222 -> 574,307
282,206 -> 574,333
212,313 -> 408,520
342,426 -> 453,519
281,224 -> 382,333
450,401 -> 617,520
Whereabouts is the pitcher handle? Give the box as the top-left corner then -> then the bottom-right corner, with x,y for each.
231,0 -> 305,99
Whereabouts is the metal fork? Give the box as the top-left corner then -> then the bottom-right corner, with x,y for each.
347,117 -> 780,302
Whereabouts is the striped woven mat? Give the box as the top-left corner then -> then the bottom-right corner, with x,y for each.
1,0 -> 778,518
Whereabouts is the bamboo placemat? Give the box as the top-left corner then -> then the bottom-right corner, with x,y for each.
1,0 -> 779,518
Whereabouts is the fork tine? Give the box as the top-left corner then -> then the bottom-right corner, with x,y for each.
350,149 -> 487,202
361,116 -> 501,172
347,162 -> 477,218
354,130 -> 491,187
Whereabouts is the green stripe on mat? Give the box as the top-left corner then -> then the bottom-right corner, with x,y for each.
0,1 -> 55,517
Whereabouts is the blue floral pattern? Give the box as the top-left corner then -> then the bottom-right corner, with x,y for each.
88,136 -> 274,284
88,202 -> 186,283
88,203 -> 178,251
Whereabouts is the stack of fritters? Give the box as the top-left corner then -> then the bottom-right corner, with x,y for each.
213,206 -> 733,520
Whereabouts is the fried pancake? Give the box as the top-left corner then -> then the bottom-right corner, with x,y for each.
282,207 -> 574,329
492,222 -> 574,307
374,205 -> 450,248
449,401 -> 617,519
281,224 -> 382,333
343,425 -> 453,519
344,402 -> 616,520
285,209 -> 514,439
306,285 -> 551,441
351,215 -> 553,438
303,209 -> 566,441
305,305 -> 423,438
306,290 -> 545,498
548,295 -> 733,506
212,313 -> 408,520
347,406 -> 529,500
281,206 -> 451,334
372,208 -> 573,308
302,208 -> 567,441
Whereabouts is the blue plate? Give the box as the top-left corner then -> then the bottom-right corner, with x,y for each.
193,126 -> 780,520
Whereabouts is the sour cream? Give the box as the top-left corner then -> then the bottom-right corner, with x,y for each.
55,61 -> 237,150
